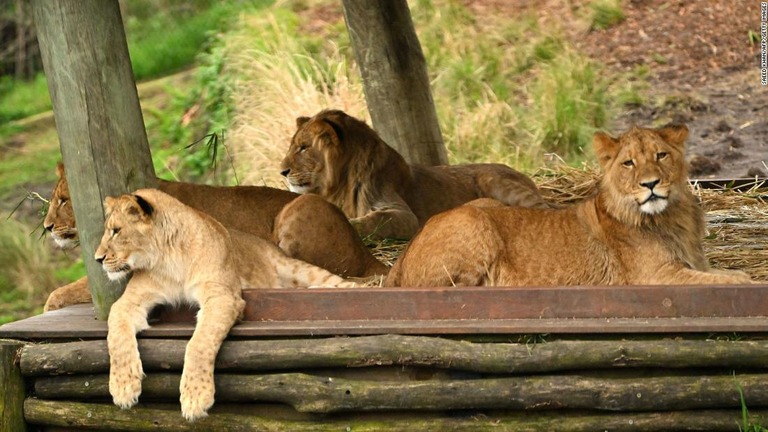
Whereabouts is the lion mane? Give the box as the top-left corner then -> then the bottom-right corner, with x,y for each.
280,109 -> 549,239
386,124 -> 753,287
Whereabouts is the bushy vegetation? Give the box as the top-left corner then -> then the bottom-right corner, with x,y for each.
225,0 -> 634,186
0,0 -> 258,128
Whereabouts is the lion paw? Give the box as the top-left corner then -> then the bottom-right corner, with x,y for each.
109,355 -> 144,409
179,369 -> 215,422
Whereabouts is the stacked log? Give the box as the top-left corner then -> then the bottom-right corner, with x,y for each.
15,335 -> 768,430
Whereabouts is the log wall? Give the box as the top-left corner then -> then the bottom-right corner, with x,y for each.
3,285 -> 768,430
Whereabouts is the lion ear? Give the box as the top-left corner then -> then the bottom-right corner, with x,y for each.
130,194 -> 155,219
103,196 -> 117,216
56,161 -> 65,178
296,116 -> 310,129
322,118 -> 345,144
592,131 -> 619,168
656,124 -> 688,149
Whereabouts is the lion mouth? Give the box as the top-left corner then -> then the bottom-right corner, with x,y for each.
104,264 -> 132,281
286,180 -> 314,194
639,193 -> 668,214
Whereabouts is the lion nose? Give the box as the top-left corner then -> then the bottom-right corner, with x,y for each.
95,254 -> 105,264
44,222 -> 54,232
640,179 -> 660,190
280,169 -> 290,177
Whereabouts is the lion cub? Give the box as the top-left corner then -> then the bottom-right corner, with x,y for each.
98,189 -> 356,421
387,124 -> 753,287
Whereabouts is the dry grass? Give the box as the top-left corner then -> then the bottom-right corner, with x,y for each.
224,13 -> 366,188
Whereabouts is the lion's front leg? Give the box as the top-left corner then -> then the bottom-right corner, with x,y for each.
180,287 -> 244,421
107,278 -> 164,410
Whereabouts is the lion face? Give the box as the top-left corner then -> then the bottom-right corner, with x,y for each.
94,194 -> 156,281
44,163 -> 79,249
593,124 -> 689,221
280,111 -> 347,194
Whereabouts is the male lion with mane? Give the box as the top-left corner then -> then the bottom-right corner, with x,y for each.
386,124 -> 754,287
280,109 -> 550,240
99,189 -> 356,421
43,163 -> 386,311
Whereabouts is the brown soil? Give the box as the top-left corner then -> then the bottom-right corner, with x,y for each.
579,0 -> 766,180
465,0 -> 767,179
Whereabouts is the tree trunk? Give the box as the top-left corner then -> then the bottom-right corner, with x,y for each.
22,399 -> 768,432
341,0 -> 447,166
34,372 -> 768,413
20,336 -> 768,377
31,0 -> 156,319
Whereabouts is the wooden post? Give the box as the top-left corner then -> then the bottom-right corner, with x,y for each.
341,0 -> 447,166
0,341 -> 26,431
31,0 -> 157,319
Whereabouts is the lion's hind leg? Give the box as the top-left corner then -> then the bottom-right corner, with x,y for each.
386,205 -> 504,287
180,284 -> 244,421
44,276 -> 92,312
273,194 -> 388,278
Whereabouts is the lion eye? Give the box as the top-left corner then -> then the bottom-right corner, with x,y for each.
622,160 -> 635,168
58,199 -> 67,207
111,227 -> 120,236
298,144 -> 309,153
656,152 -> 668,161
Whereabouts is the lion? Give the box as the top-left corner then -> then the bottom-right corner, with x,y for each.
100,189 -> 356,421
43,163 -> 386,311
279,109 -> 550,240
385,124 -> 754,287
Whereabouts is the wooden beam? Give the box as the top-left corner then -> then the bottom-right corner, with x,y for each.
0,341 -> 26,431
240,285 -> 768,321
19,337 -> 768,377
32,372 -> 768,413
31,0 -> 157,319
23,400 -> 768,432
341,0 -> 447,166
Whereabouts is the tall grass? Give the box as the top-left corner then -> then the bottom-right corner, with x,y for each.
588,0 -> 626,31
225,11 -> 367,187
224,0 -> 620,175
0,219 -> 60,324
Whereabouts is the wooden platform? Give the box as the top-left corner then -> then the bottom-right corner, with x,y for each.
3,285 -> 768,339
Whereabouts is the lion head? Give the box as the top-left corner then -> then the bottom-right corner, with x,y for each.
593,124 -> 693,227
44,162 -> 79,249
94,192 -> 157,281
279,110 -> 409,210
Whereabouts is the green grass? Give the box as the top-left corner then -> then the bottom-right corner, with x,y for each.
589,0 -> 626,31
738,378 -> 768,431
0,74 -> 51,123
126,2 -> 256,81
0,1 -> 272,127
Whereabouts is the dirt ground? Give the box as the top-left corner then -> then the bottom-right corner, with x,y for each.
464,0 -> 766,178
579,0 -> 766,179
